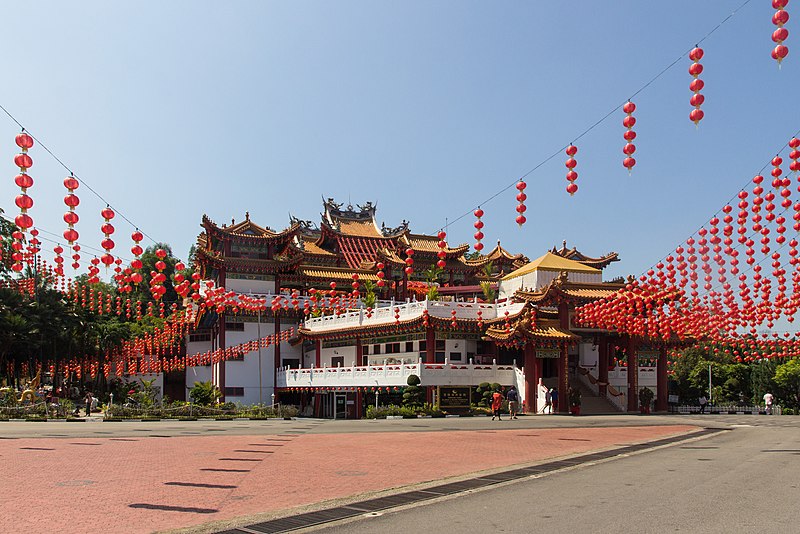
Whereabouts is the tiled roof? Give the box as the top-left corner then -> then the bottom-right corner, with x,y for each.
301,235 -> 336,256
336,219 -> 383,238
502,252 -> 601,281
296,267 -> 379,282
404,234 -> 470,256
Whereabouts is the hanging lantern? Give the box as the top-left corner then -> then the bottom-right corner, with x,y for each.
130,229 -> 144,279
788,137 -> 800,187
72,243 -> 81,271
689,47 -> 705,126
12,132 -> 35,272
100,206 -> 116,267
405,247 -> 414,276
622,100 -> 637,173
53,244 -> 65,277
376,262 -> 386,288
515,180 -> 527,226
772,1 -> 790,65
437,230 -> 448,268
473,209 -> 485,251
565,144 -> 578,196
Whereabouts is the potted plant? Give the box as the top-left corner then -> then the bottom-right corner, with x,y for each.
568,387 -> 582,416
639,387 -> 654,414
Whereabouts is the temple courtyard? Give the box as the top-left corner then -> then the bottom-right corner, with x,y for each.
0,415 -> 795,533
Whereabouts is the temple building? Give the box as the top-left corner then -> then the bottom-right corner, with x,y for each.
189,200 -> 669,417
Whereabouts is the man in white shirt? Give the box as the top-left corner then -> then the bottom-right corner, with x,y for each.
764,392 -> 774,415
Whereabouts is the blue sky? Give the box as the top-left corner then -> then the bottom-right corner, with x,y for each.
1,1 -> 796,282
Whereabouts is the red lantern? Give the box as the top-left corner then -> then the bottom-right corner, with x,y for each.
376,262 -> 385,288
622,100 -> 637,172
99,206 -> 116,267
772,1 -> 790,65
565,144 -> 578,196
405,247 -> 414,276
12,132 -> 35,272
515,180 -> 527,226
437,230 -> 448,268
473,209 -> 484,251
689,47 -> 705,126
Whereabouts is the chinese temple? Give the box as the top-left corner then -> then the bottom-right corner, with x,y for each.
190,200 -> 669,417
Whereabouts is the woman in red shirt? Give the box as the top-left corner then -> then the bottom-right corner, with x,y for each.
491,389 -> 503,421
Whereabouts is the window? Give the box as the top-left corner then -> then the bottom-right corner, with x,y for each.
282,358 -> 299,369
450,352 -> 462,362
363,345 -> 370,355
224,321 -> 245,331
435,340 -> 446,351
435,351 -> 446,363
373,345 -> 381,355
331,356 -> 344,367
418,340 -> 427,351
189,332 -> 211,343
405,341 -> 414,353
224,387 -> 244,397
391,343 -> 401,353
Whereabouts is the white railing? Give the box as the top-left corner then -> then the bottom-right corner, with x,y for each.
606,386 -> 628,412
607,366 -> 658,388
276,359 -> 520,389
302,297 -> 527,332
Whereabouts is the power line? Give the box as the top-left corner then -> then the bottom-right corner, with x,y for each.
0,103 -> 159,245
436,0 -> 755,233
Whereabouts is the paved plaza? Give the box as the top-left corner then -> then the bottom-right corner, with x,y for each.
0,415 -> 707,533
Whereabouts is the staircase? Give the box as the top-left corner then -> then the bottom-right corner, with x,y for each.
573,379 -> 621,415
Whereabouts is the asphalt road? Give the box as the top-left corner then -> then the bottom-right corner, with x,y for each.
310,419 -> 800,534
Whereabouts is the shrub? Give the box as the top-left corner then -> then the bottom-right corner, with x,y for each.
189,381 -> 221,406
403,374 -> 424,408
365,404 -> 416,419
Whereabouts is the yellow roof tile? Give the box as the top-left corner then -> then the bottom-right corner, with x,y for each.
502,252 -> 601,281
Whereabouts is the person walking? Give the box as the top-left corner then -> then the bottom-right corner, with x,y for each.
506,385 -> 519,419
84,391 -> 93,417
764,392 -> 774,415
541,388 -> 553,414
491,389 -> 503,421
550,388 -> 559,414
699,395 -> 708,414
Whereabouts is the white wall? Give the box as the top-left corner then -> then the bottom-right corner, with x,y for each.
579,342 -> 598,368
225,277 -> 275,294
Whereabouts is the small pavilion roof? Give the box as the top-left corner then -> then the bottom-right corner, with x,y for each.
550,240 -> 620,270
502,252 -> 601,281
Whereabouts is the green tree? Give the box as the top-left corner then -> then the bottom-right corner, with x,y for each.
750,359 -> 777,406
774,358 -> 800,409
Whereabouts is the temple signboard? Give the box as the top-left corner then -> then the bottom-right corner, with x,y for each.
536,349 -> 560,359
438,386 -> 471,414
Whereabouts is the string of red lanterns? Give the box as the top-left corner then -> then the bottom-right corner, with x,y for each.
772,0 -> 790,65
515,180 -> 527,226
622,101 -> 637,173
689,47 -> 705,126
472,210 -> 484,252
565,144 -> 578,196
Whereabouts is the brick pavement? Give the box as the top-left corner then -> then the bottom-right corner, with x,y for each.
0,424 -> 695,533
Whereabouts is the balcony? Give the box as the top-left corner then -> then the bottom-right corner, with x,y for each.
276,359 -> 522,391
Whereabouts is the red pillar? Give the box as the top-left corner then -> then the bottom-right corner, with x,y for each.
558,342 -> 569,414
274,313 -> 281,374
626,335 -> 639,412
356,337 -> 363,366
598,336 -> 609,397
425,326 -> 435,363
315,339 -> 321,367
656,345 -> 668,412
557,301 -> 570,414
523,343 -> 536,413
